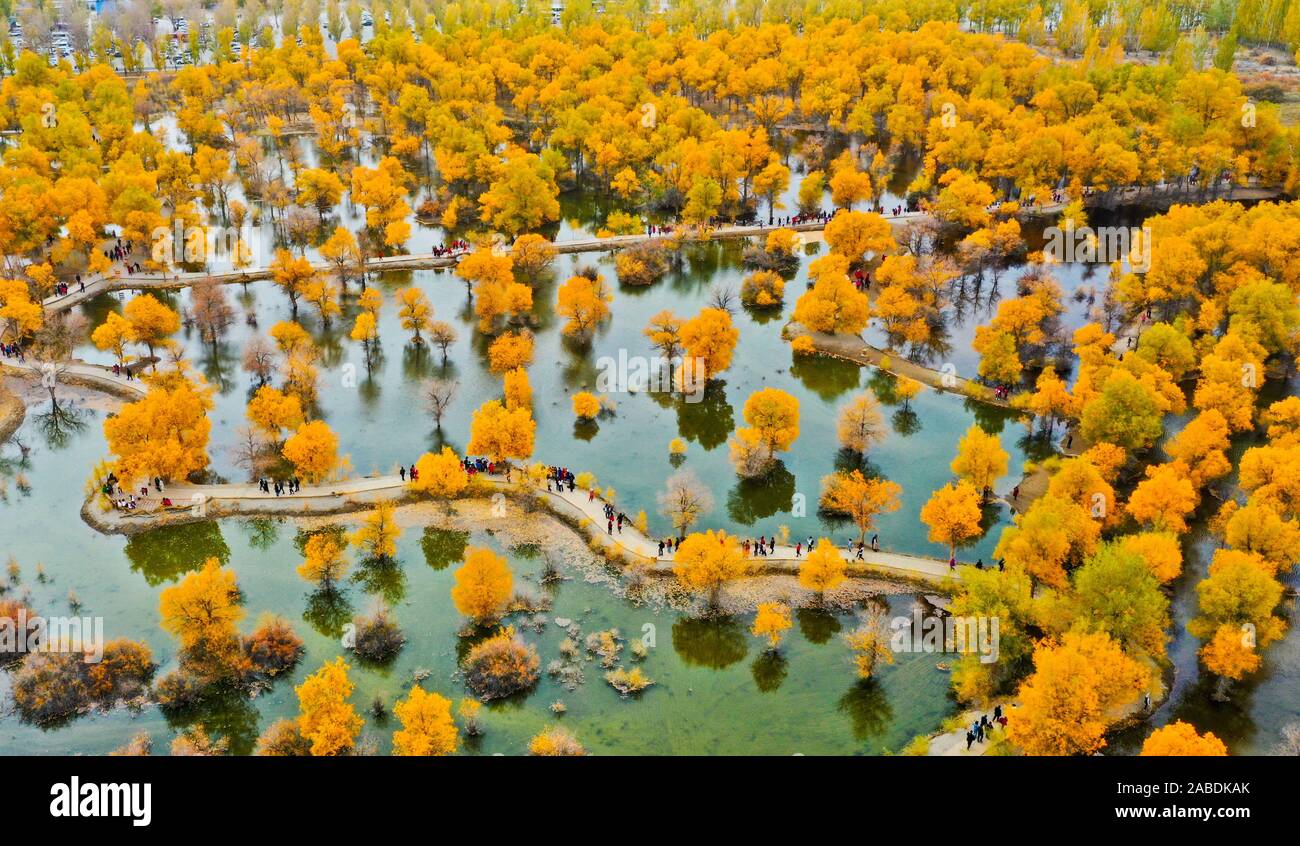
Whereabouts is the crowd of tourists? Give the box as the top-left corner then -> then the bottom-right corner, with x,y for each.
100,472 -> 172,511
965,704 -> 1009,750
257,476 -> 302,496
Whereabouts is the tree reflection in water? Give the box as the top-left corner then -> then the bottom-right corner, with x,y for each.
751,650 -> 788,693
837,679 -> 893,744
35,400 -> 87,450
672,616 -> 748,670
796,607 -> 843,645
726,463 -> 795,525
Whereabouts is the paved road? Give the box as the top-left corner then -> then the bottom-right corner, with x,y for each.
98,468 -> 962,583
1,358 -> 148,398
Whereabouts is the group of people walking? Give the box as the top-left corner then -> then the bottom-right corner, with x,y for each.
545,466 -> 577,492
431,239 -> 470,257
602,502 -> 631,535
965,705 -> 1009,750
258,476 -> 302,496
50,277 -> 84,297
101,473 -> 171,511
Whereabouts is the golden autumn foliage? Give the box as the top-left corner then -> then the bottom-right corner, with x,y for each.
1198,623 -> 1263,682
269,249 -> 316,314
1128,464 -> 1199,534
1221,500 -> 1300,573
503,367 -> 532,410
672,530 -> 750,602
751,602 -> 792,649
392,686 -> 458,757
1008,631 -> 1150,756
950,425 -> 1009,495
1236,447 -> 1300,522
1046,457 -> 1117,526
739,270 -> 785,307
246,385 -> 304,440
893,376 -> 922,408
159,558 -> 243,677
845,612 -> 894,679
0,278 -> 42,342
643,309 -> 684,362
1027,366 -> 1075,426
558,386 -> 600,420
556,273 -> 613,340
1189,549 -> 1287,680
819,470 -> 903,543
395,286 -> 433,343
730,387 -> 800,476
792,254 -> 870,334
679,307 -> 739,383
472,263 -> 534,334
487,331 -> 535,373
411,448 -> 469,504
92,311 -> 135,365
824,210 -> 896,263
350,500 -> 401,562
462,625 -> 540,700
281,420 -> 341,484
920,480 -> 984,556
510,233 -> 557,282
451,547 -> 514,624
297,532 -> 350,590
295,657 -> 363,756
994,494 -> 1100,590
466,400 -> 536,464
123,293 -> 180,363
1261,396 -> 1300,446
1139,721 -> 1228,757
104,378 -> 212,483
799,538 -> 847,596
1121,532 -> 1184,583
1165,409 -> 1233,488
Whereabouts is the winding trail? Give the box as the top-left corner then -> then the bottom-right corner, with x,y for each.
797,328 -> 1012,408
40,200 -> 1078,316
87,468 -> 964,586
39,218 -> 878,315
1,359 -> 149,400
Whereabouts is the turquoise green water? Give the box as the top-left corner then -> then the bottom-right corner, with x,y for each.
3,217 -> 1296,755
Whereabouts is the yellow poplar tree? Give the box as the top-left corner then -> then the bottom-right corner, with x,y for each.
951,425 -> 1009,496
298,532 -> 350,591
672,530 -> 750,605
1008,631 -> 1149,756
798,538 -> 847,596
295,657 -> 363,756
392,686 -> 458,756
1139,721 -> 1227,756
920,480 -> 984,557
819,470 -> 903,543
451,546 -> 514,624
751,602 -> 792,649
411,448 -> 469,509
466,400 -> 535,465
350,500 -> 401,562
281,420 -> 341,484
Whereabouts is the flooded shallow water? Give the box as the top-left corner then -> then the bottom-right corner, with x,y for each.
3,207 -> 1296,755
